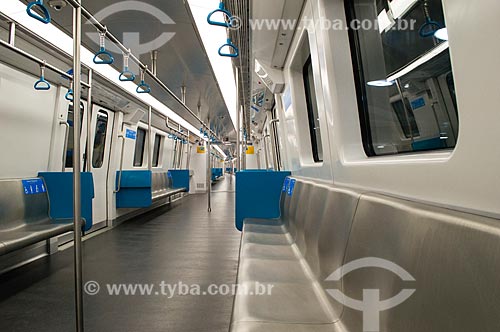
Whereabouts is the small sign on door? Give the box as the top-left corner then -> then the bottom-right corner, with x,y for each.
125,129 -> 137,140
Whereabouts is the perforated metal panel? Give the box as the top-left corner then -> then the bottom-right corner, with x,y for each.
224,0 -> 252,137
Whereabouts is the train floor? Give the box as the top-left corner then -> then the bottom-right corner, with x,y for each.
0,175 -> 241,332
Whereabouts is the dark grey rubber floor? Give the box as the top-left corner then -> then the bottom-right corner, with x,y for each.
0,177 -> 241,332
212,174 -> 235,193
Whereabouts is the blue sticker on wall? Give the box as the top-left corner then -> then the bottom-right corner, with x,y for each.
22,179 -> 47,195
125,129 -> 137,140
282,177 -> 290,192
287,179 -> 296,196
410,97 -> 426,110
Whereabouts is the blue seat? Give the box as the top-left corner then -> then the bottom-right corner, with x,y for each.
116,170 -> 188,209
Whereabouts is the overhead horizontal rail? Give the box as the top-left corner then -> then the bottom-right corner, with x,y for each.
64,0 -> 221,141
166,120 -> 191,139
0,38 -> 90,88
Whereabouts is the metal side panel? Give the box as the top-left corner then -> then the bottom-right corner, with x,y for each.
340,193 -> 500,332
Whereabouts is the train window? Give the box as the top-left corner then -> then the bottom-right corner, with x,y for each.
303,56 -> 323,162
152,134 -> 162,167
345,0 -> 459,156
65,102 -> 85,168
133,128 -> 147,167
92,111 -> 108,168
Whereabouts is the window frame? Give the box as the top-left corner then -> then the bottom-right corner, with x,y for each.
91,110 -> 109,169
344,0 -> 458,157
152,133 -> 163,168
344,1 -> 377,157
302,56 -> 324,163
133,127 -> 147,167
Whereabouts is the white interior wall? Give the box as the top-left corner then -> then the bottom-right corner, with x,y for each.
0,63 -> 58,179
275,0 -> 500,217
190,143 -> 207,193
277,1 -> 334,181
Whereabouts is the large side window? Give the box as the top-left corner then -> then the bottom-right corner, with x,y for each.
92,111 -> 109,168
303,56 -> 323,162
152,134 -> 163,167
346,0 -> 459,156
133,128 -> 147,167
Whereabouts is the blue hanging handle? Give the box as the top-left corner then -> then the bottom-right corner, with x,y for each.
419,18 -> 442,38
419,1 -> 442,38
219,39 -> 239,58
136,67 -> 151,94
207,2 -> 233,28
65,80 -> 74,101
137,80 -> 151,94
119,50 -> 136,82
34,62 -> 51,91
34,77 -> 50,90
65,88 -> 74,101
26,0 -> 51,24
93,29 -> 114,65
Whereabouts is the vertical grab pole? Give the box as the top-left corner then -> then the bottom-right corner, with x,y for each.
172,140 -> 178,169
72,2 -> 84,332
263,131 -> 269,170
207,120 -> 212,212
178,140 -> 184,169
151,50 -> 158,76
236,106 -> 241,171
269,118 -> 280,171
86,69 -> 93,172
148,106 -> 152,171
186,142 -> 192,170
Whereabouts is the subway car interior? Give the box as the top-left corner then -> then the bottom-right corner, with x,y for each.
0,0 -> 499,331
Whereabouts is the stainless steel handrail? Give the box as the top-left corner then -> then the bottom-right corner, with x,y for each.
65,0 -> 220,141
60,121 -> 70,172
71,2 -> 84,331
114,129 -> 126,194
0,39 -> 90,88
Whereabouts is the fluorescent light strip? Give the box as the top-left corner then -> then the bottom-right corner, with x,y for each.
387,42 -> 449,82
0,0 -> 205,140
187,0 -> 238,131
213,145 -> 227,159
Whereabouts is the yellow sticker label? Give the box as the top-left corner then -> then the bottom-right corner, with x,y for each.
197,146 -> 206,154
246,146 -> 255,155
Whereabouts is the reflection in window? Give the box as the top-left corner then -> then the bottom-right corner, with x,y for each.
134,128 -> 147,167
66,102 -> 85,168
392,99 -> 420,139
92,111 -> 108,168
303,56 -> 323,162
346,0 -> 458,156
152,134 -> 162,167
